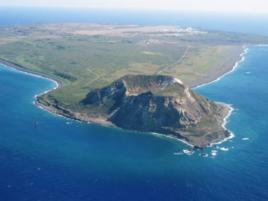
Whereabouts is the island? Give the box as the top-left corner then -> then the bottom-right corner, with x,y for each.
0,24 -> 267,147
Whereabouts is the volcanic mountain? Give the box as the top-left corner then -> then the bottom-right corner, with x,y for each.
79,75 -> 230,147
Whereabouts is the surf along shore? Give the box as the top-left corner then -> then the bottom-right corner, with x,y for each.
0,45 -> 247,148
193,46 -> 249,147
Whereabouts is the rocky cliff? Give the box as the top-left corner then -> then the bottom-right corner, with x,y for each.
80,75 -> 230,147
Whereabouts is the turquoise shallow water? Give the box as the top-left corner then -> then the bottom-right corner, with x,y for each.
0,46 -> 268,201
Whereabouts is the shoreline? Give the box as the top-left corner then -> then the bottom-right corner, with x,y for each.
208,103 -> 235,147
0,59 -> 70,121
193,46 -> 249,89
189,45 -> 245,89
193,46 -> 249,147
0,58 -> 62,89
192,46 -> 249,147
0,58 -> 63,116
0,46 -> 248,148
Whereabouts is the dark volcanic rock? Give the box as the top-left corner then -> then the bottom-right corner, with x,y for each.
81,74 -> 231,147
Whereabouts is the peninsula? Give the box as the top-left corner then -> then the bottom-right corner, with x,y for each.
1,24 -> 267,147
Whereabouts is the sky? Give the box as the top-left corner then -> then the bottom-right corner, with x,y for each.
0,0 -> 268,15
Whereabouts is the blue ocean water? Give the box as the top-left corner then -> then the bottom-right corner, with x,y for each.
1,46 -> 268,201
1,8 -> 268,201
1,7 -> 268,35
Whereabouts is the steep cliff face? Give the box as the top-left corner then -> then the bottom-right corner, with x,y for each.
81,75 -> 230,147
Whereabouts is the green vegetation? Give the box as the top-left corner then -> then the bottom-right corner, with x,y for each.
0,24 -> 267,111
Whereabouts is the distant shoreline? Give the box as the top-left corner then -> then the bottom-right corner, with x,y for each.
191,45 -> 245,88
193,46 -> 249,89
0,58 -> 62,88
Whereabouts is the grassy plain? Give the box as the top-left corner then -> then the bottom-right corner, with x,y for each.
0,24 -> 267,110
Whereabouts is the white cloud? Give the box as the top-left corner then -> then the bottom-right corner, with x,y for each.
1,0 -> 268,15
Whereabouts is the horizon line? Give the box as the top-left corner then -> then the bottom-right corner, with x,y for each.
0,6 -> 268,17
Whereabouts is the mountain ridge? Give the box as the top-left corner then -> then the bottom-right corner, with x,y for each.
75,74 -> 231,147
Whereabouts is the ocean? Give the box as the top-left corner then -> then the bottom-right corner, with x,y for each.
1,7 -> 268,35
0,8 -> 268,201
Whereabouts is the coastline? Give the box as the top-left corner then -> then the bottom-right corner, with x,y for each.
209,103 -> 235,147
193,46 -> 249,147
156,45 -> 245,148
194,46 -> 249,147
189,45 -> 245,88
0,59 -> 66,120
193,46 -> 249,89
0,58 -> 62,89
0,46 -> 248,148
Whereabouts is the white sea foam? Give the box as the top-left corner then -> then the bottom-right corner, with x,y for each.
173,152 -> 184,156
150,132 -> 194,148
211,150 -> 218,157
207,103 -> 235,147
219,147 -> 229,152
192,46 -> 249,148
0,63 -> 72,122
194,46 -> 249,89
0,63 -> 59,89
183,149 -> 194,155
257,44 -> 268,47
242,137 -> 250,141
151,93 -> 236,149
199,153 -> 209,158
0,63 -> 60,96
